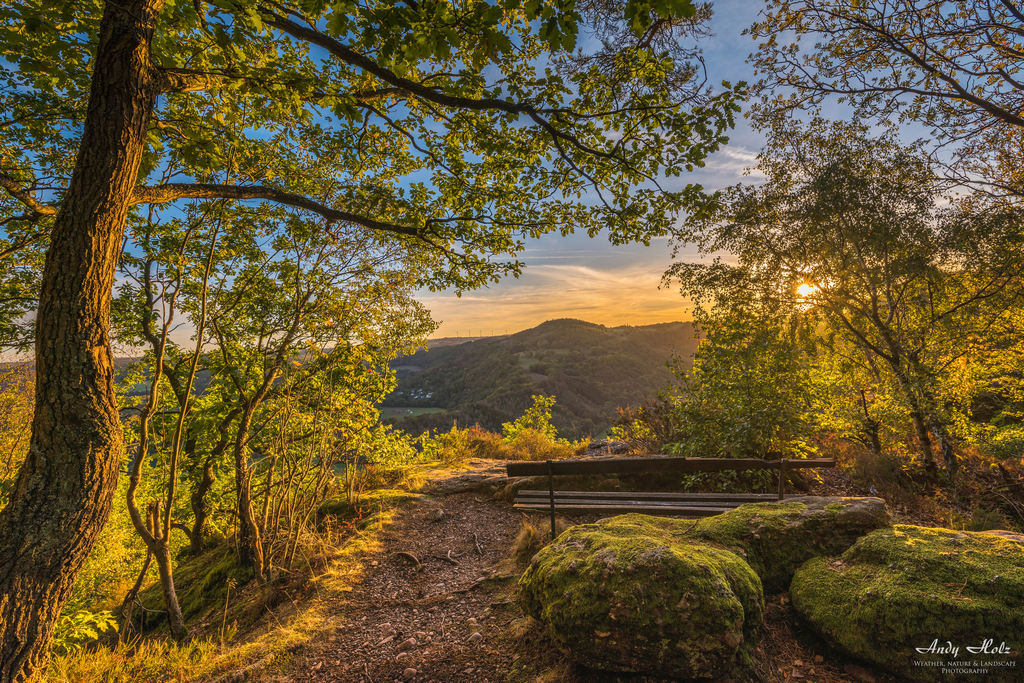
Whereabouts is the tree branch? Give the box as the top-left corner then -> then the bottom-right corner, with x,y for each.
131,184 -> 424,238
260,10 -> 621,163
153,67 -> 226,94
0,173 -> 57,217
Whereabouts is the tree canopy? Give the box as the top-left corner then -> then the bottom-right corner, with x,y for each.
668,120 -> 1024,477
748,0 -> 1024,195
0,0 -> 742,346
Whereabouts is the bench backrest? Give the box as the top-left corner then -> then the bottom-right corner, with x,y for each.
506,456 -> 835,477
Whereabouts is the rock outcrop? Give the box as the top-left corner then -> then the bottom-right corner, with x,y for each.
516,497 -> 890,678
791,525 -> 1024,681
692,496 -> 890,591
517,514 -> 763,679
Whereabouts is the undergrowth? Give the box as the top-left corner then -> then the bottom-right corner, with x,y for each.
43,488 -> 412,683
819,436 -> 1024,532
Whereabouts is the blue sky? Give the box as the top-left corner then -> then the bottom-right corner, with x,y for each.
419,0 -> 768,337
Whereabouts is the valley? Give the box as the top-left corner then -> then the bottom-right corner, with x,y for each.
380,319 -> 698,440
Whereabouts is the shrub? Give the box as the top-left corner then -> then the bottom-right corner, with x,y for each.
51,610 -> 117,655
504,427 -> 578,461
502,395 -> 560,443
609,393 -> 682,454
416,396 -> 585,463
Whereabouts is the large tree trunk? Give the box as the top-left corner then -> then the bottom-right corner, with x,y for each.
858,389 -> 882,456
148,501 -> 189,642
886,362 -> 938,477
909,409 -> 938,476
0,0 -> 161,679
190,454 -> 217,555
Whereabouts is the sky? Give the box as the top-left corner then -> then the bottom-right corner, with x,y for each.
420,0 -> 767,337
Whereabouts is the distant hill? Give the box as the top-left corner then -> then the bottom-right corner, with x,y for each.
381,319 -> 697,439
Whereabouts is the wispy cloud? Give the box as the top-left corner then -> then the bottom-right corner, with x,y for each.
419,253 -> 693,336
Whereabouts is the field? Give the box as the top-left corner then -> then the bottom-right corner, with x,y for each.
379,406 -> 447,418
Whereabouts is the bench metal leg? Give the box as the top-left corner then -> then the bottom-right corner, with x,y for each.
547,459 -> 556,539
778,458 -> 787,501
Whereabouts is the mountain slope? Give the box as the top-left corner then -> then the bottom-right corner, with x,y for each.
382,318 -> 697,439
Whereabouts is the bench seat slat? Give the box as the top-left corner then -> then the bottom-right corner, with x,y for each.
515,490 -> 804,502
516,497 -> 748,508
513,503 -> 737,516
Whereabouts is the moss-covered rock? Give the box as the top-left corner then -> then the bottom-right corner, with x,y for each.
516,514 -> 764,679
515,498 -> 888,678
692,496 -> 891,591
791,525 -> 1024,681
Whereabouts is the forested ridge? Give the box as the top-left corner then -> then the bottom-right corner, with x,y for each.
382,319 -> 698,438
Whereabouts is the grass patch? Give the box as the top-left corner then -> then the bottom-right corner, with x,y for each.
510,516 -> 572,563
45,637 -> 218,683
379,406 -> 446,419
317,488 -> 421,524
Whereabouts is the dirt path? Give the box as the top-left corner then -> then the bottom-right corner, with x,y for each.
282,461 -> 892,683
296,491 -> 529,683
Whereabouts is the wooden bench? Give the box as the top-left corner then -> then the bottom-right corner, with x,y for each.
506,456 -> 836,536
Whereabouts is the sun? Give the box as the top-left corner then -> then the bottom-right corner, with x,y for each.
797,283 -> 817,298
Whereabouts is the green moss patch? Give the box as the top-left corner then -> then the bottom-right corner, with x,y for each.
690,496 -> 891,591
137,544 -> 254,631
517,515 -> 764,679
791,525 -> 1024,681
175,549 -> 254,622
689,497 -> 891,592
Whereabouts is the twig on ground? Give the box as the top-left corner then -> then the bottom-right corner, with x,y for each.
435,550 -> 460,565
473,532 -> 484,555
671,520 -> 700,537
394,551 -> 423,570
452,578 -> 486,594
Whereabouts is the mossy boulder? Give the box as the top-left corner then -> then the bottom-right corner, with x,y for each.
791,525 -> 1024,681
692,496 -> 891,591
517,514 -> 764,679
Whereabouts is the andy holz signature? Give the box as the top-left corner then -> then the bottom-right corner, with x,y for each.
916,639 -> 1013,659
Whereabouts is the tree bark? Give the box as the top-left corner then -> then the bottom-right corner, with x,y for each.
931,422 -> 958,482
148,501 -> 188,642
858,390 -> 883,456
910,409 -> 938,477
190,455 -> 217,555
887,362 -> 938,477
0,0 -> 163,679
